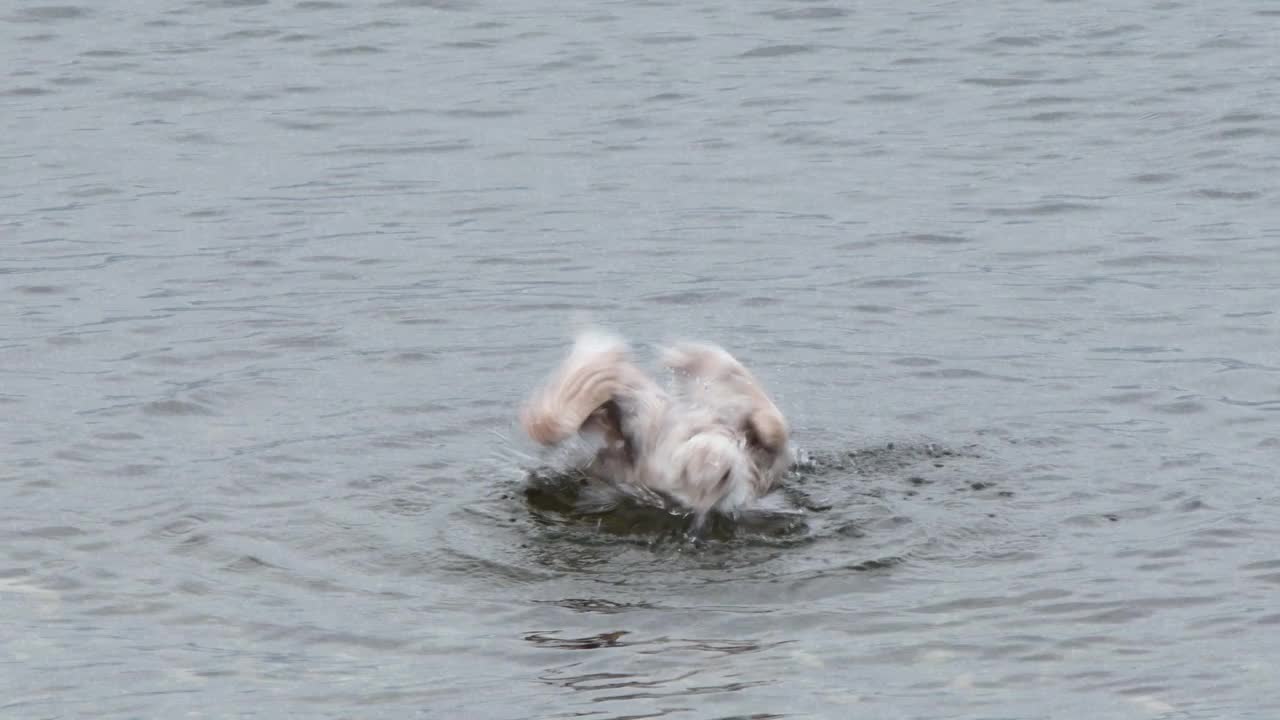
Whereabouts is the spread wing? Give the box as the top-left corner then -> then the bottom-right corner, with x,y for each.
660,341 -> 789,458
520,329 -> 654,449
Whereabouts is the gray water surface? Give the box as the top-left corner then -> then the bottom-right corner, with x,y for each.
3,1 -> 1279,718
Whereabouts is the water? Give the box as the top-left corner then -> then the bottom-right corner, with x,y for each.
3,1 -> 1278,717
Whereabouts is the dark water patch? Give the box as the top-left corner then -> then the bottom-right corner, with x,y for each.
1218,111 -> 1269,123
383,0 -> 470,8
525,630 -> 645,651
643,92 -> 693,103
105,463 -> 164,477
892,56 -> 942,65
912,367 -> 1026,382
122,87 -> 213,102
520,469 -> 811,545
963,76 -> 1041,87
95,432 -> 143,441
186,208 -> 229,219
19,525 -> 86,539
3,87 -> 54,97
1212,127 -> 1275,140
1079,23 -> 1145,39
1019,95 -> 1083,106
858,277 -> 926,289
1194,188 -> 1261,200
263,333 -> 344,348
1150,401 -> 1206,415
85,600 -> 174,616
861,92 -> 919,103
739,44 -> 816,58
14,284 -> 66,294
762,7 -> 849,20
741,95 -> 807,108
1097,390 -> 1162,404
317,45 -> 385,56
634,33 -> 697,45
986,35 -> 1051,47
201,0 -> 270,7
300,254 -> 361,263
142,400 -> 215,416
1022,111 -> 1082,123
987,202 -> 1100,216
644,290 -> 723,305
472,254 -> 569,266
174,131 -> 221,145
891,357 -> 940,367
442,107 -> 521,118
315,141 -> 472,155
1199,37 -> 1257,50
268,118 -> 334,131
49,75 -> 95,86
220,28 -> 278,40
537,54 -> 599,72
534,597 -> 659,614
897,233 -> 971,245
770,127 -> 865,147
1129,172 -> 1179,184
442,40 -> 496,49
1098,253 -> 1210,268
9,6 -> 90,22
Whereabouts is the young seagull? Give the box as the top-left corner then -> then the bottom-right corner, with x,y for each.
520,328 -> 792,521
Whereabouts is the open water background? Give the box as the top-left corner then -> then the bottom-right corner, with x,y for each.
3,1 -> 1278,718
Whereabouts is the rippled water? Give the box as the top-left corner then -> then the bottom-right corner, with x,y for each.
4,1 -> 1278,717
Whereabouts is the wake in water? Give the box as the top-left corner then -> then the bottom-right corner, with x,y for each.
515,442 -> 998,548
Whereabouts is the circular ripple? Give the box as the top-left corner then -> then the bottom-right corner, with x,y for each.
436,441 -> 1035,593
